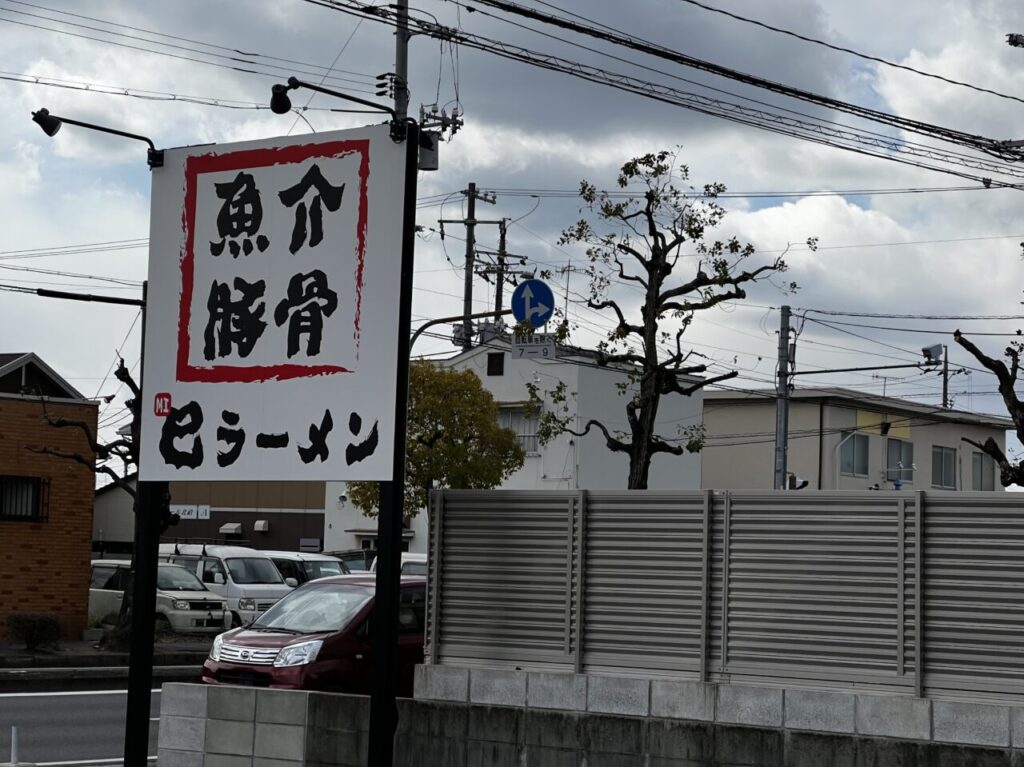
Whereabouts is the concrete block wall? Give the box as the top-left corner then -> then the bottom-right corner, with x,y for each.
415,665 -> 1024,760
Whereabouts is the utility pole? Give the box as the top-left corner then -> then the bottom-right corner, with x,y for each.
439,184 -> 497,351
462,182 -> 478,351
773,305 -> 792,490
493,220 -> 507,321
942,344 -> 950,408
394,0 -> 409,120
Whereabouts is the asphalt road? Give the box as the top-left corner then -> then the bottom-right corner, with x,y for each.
0,689 -> 160,764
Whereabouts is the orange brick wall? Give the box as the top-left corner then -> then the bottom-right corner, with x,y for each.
0,396 -> 98,639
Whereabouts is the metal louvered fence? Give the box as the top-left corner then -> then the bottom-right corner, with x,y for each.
425,489 -> 1024,699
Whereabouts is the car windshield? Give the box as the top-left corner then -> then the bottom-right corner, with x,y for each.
157,566 -> 206,591
253,583 -> 372,633
226,558 -> 284,585
402,561 -> 427,576
301,561 -> 346,580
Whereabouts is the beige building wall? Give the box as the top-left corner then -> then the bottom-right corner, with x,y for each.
703,394 -> 1008,491
701,400 -> 821,489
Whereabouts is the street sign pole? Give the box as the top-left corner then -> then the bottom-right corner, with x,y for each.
367,120 -> 419,767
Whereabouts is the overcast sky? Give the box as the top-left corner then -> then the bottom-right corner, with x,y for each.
2,0 -> 1023,471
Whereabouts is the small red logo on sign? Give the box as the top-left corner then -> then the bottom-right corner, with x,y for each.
154,393 -> 172,417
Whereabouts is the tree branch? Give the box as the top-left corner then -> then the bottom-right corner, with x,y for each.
597,352 -> 647,367
27,446 -> 136,498
612,252 -> 648,287
561,418 -> 630,453
659,262 -> 778,307
648,436 -> 686,456
113,356 -> 141,400
588,298 -> 644,337
41,414 -> 108,458
661,370 -> 738,396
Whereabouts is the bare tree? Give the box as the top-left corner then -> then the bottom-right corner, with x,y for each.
953,330 -> 1024,486
531,150 -> 807,489
30,356 -> 176,647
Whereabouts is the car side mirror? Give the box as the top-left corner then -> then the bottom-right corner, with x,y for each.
213,573 -> 225,585
285,577 -> 298,588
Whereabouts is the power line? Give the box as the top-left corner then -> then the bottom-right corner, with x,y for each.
2,0 -> 376,80
483,183 -> 994,199
801,317 -> 1024,336
307,0 -> 1024,187
0,8 -> 379,94
802,309 -> 1024,321
673,0 -> 1024,107
0,71 -> 381,113
472,0 -> 1024,159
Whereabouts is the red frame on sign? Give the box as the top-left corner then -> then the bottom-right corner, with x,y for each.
176,139 -> 370,383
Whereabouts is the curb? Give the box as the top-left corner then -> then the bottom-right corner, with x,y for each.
0,664 -> 203,693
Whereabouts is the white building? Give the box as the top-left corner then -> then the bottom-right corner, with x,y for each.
323,339 -> 705,554
443,339 -> 704,491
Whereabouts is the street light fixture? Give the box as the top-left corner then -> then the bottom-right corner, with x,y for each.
270,76 -> 406,140
31,107 -> 164,168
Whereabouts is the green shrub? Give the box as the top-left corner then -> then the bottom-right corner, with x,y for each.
7,612 -> 62,650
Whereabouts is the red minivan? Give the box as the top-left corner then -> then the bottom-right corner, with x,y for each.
202,575 -> 425,695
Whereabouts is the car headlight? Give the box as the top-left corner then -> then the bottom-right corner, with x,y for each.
210,633 -> 225,662
238,599 -> 256,611
273,640 -> 323,668
173,600 -> 190,610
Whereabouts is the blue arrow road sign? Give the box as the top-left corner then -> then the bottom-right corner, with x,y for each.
511,279 -> 555,327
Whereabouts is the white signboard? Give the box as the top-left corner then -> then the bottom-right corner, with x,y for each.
139,124 -> 407,481
512,333 -> 557,359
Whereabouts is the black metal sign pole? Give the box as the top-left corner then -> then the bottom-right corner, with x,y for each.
123,281 -> 167,766
367,120 -> 420,767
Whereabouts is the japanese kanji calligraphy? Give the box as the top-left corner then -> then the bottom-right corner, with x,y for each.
140,124 -> 406,481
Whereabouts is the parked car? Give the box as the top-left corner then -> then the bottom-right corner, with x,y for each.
202,575 -> 425,694
370,552 -> 427,576
328,548 -> 374,572
158,544 -> 295,627
89,560 -> 230,634
265,551 -> 350,586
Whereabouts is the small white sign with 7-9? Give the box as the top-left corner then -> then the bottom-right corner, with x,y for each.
512,333 -> 557,359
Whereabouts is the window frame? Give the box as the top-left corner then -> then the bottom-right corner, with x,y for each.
886,438 -> 914,484
932,445 -> 958,489
498,405 -> 540,454
0,476 -> 49,522
972,450 -> 996,491
839,432 -> 870,477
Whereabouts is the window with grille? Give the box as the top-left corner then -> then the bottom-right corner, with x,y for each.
0,476 -> 47,522
839,432 -> 869,476
972,451 -> 996,491
498,406 -> 540,454
886,439 -> 914,483
932,446 -> 957,489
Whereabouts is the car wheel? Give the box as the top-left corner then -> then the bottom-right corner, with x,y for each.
155,615 -> 172,636
230,611 -> 243,628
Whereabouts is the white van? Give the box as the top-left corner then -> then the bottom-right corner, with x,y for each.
89,560 -> 230,634
370,552 -> 427,576
263,551 -> 349,586
158,544 -> 294,626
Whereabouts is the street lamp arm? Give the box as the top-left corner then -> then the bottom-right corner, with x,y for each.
31,108 -> 163,168
35,287 -> 145,307
277,77 -> 397,121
